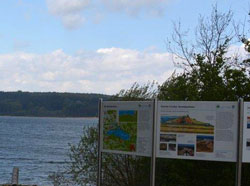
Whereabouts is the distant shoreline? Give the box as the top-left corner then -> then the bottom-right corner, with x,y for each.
0,91 -> 111,118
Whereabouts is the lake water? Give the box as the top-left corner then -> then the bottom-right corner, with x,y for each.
0,116 -> 98,185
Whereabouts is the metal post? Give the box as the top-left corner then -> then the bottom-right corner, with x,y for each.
11,167 -> 19,185
150,98 -> 157,186
97,99 -> 103,186
235,98 -> 243,186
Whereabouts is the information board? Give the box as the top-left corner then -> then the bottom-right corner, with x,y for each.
101,101 -> 154,156
242,102 -> 250,162
156,101 -> 238,162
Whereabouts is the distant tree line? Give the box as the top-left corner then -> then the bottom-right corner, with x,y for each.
0,91 -> 110,117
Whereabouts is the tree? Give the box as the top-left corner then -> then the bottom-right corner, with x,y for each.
48,126 -> 98,186
113,81 -> 157,101
159,5 -> 250,101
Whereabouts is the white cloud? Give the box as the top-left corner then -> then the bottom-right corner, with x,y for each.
47,0 -> 90,15
0,48 -> 177,94
227,44 -> 249,62
46,0 -> 171,29
61,14 -> 85,29
101,0 -> 169,16
46,0 -> 90,29
0,45 -> 248,94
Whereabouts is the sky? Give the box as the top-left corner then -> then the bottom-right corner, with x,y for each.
0,0 -> 249,95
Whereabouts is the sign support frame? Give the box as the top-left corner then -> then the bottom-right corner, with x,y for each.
97,98 -> 103,186
235,98 -> 243,186
150,98 -> 157,186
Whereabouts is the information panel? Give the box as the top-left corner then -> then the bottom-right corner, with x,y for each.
101,101 -> 153,156
243,102 -> 250,162
156,101 -> 238,162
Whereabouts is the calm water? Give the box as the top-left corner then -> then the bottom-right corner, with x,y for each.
0,116 -> 98,185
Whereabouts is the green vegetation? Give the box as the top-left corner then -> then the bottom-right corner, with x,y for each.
0,91 -> 110,117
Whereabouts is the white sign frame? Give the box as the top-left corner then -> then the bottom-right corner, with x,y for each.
156,101 -> 239,162
100,101 -> 154,157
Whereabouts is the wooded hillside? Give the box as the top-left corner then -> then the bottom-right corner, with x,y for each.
0,91 -> 110,117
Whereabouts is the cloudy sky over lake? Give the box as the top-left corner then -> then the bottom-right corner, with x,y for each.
0,0 -> 248,94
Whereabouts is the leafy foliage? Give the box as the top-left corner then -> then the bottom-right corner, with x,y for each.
113,81 -> 157,101
159,6 -> 250,102
68,126 -> 98,185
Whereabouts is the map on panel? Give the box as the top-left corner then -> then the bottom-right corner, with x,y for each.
103,110 -> 137,152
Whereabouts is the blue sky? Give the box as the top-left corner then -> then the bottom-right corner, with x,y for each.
0,0 -> 249,94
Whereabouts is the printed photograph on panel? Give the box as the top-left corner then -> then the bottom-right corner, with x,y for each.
246,139 -> 250,150
168,144 -> 176,151
103,110 -> 137,152
196,135 -> 214,153
161,115 -> 214,134
160,143 -> 168,151
160,134 -> 176,143
247,117 -> 250,128
177,144 -> 195,156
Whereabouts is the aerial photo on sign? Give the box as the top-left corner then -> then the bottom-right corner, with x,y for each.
196,135 -> 214,153
177,144 -> 195,156
160,115 -> 214,134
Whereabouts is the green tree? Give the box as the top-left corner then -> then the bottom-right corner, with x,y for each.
113,81 -> 157,101
159,5 -> 250,101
